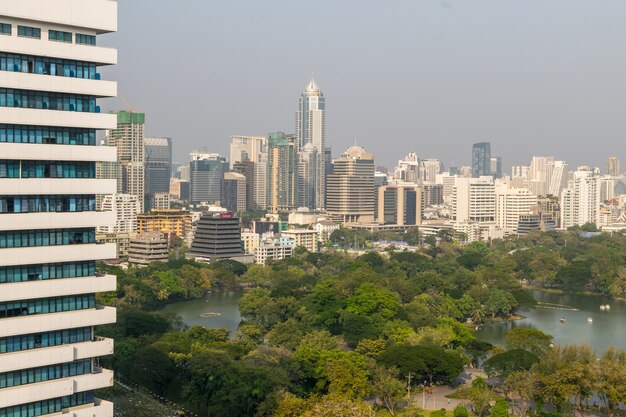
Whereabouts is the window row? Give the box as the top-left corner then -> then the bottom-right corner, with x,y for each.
0,261 -> 96,284
48,29 -> 72,43
0,359 -> 91,389
0,294 -> 95,319
0,327 -> 92,354
0,195 -> 96,214
0,160 -> 95,179
0,228 -> 95,249
0,125 -> 96,146
0,391 -> 94,417
0,89 -> 99,113
0,21 -> 97,46
17,25 -> 40,39
0,24 -> 10,35
0,52 -> 99,80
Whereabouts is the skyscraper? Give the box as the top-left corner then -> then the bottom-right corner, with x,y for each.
144,137 -> 172,200
471,142 -> 491,178
106,111 -> 145,212
267,132 -> 297,212
189,151 -> 227,204
0,2 -> 117,415
297,142 -> 318,209
608,156 -> 620,177
229,135 -> 265,168
327,146 -> 376,224
295,79 -> 326,209
560,169 -> 600,228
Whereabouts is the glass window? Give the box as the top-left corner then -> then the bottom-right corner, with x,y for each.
17,25 -> 41,39
48,30 -> 72,43
0,23 -> 10,35
75,33 -> 96,46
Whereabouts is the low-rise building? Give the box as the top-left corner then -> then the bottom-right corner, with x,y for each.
137,209 -> 193,240
282,229 -> 319,252
242,231 -> 261,255
96,231 -> 132,258
254,237 -> 295,264
188,213 -> 243,261
314,220 -> 340,243
128,232 -> 169,266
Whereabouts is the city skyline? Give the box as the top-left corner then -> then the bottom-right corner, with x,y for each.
100,0 -> 626,170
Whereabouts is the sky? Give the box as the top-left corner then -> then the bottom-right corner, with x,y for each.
100,0 -> 626,172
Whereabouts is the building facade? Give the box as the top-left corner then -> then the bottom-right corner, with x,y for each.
128,232 -> 168,266
137,209 -> 193,240
0,2 -> 118,415
188,213 -> 243,261
144,137 -> 172,210
189,151 -> 227,204
471,142 -> 491,178
223,172 -> 247,213
267,132 -> 297,212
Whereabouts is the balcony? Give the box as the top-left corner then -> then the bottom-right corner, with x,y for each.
0,337 -> 114,373
0,368 -> 114,409
0,306 -> 116,338
0,178 -> 116,195
0,71 -> 117,98
0,211 -> 116,231
0,275 -> 116,303
0,243 -> 117,267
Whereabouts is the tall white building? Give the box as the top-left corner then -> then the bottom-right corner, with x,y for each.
99,194 -> 140,233
495,185 -> 537,234
560,169 -> 600,228
451,177 -> 496,224
547,160 -> 568,197
394,152 -> 420,184
421,158 -> 442,183
0,1 -> 117,415
295,79 -> 326,209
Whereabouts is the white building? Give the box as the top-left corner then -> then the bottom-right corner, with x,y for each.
314,220 -> 340,243
229,135 -> 266,168
421,158 -> 442,183
99,194 -> 140,233
394,152 -> 420,184
547,161 -> 568,197
451,177 -> 496,224
560,169 -> 600,228
0,1 -> 117,415
254,238 -> 295,265
495,185 -> 538,234
295,79 -> 326,209
241,231 -> 261,255
282,229 -> 319,253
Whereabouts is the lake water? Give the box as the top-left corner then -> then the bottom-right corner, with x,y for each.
162,289 -> 626,352
161,292 -> 243,336
476,289 -> 626,353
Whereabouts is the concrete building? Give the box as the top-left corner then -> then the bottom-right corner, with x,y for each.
313,220 -> 340,244
376,185 -> 422,226
327,146 -> 375,224
232,159 -> 256,211
137,209 -> 193,240
144,137 -> 172,210
297,142 -> 318,209
229,135 -> 265,168
254,238 -> 295,265
608,156 -> 620,177
189,151 -> 227,204
99,194 -> 140,233
188,213 -> 243,261
560,169 -> 600,228
241,231 -> 260,255
282,229 -> 318,253
472,142 -> 491,178
149,192 -> 170,210
548,161 -> 568,197
495,185 -> 538,234
517,212 -> 556,235
394,152 -> 420,184
268,132 -> 297,212
106,111 -> 145,212
0,2 -> 118,414
223,172 -> 247,213
451,177 -> 496,224
490,156 -> 503,178
96,231 -> 131,258
295,79 -> 326,209
422,183 -> 444,208
128,232 -> 169,266
169,178 -> 190,201
421,158 -> 442,183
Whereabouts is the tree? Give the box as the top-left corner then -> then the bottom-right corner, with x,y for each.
484,349 -> 540,378
485,288 -> 513,318
595,348 -> 626,417
469,377 -> 493,417
378,344 -> 464,385
453,405 -> 469,417
301,395 -> 373,417
504,328 -> 553,357
503,371 -> 536,417
492,398 -> 510,417
370,366 -> 405,417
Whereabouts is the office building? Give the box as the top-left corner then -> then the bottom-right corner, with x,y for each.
169,178 -> 190,201
560,169 -> 600,228
128,232 -> 169,266
295,79 -> 326,209
268,132 -> 297,212
106,111 -> 145,212
99,194 -> 139,233
327,146 -> 376,224
189,151 -> 227,203
451,177 -> 496,223
137,209 -> 193,240
144,137 -> 172,210
422,183 -> 444,208
229,135 -> 265,168
282,229 -> 319,253
490,156 -> 502,178
188,213 -> 243,261
608,156 -> 620,177
297,142 -> 318,209
149,192 -> 170,210
223,172 -> 247,213
232,159 -> 256,211
394,152 -> 420,184
495,185 -> 538,234
254,149 -> 269,210
517,212 -> 556,235
421,159 -> 442,183
377,185 -> 422,226
0,2 -> 118,415
241,231 -> 260,255
472,142 -> 491,178
547,161 -> 568,197
313,220 -> 340,243
254,238 -> 295,264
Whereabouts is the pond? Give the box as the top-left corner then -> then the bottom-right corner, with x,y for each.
161,292 -> 243,336
476,289 -> 626,353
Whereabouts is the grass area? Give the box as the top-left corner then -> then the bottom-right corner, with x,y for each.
445,387 -> 471,400
375,407 -> 458,417
98,385 -> 182,417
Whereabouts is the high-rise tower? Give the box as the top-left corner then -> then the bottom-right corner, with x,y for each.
0,1 -> 117,415
295,79 -> 326,209
471,142 -> 491,178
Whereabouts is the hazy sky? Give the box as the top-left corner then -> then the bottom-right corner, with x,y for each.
101,0 -> 626,172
